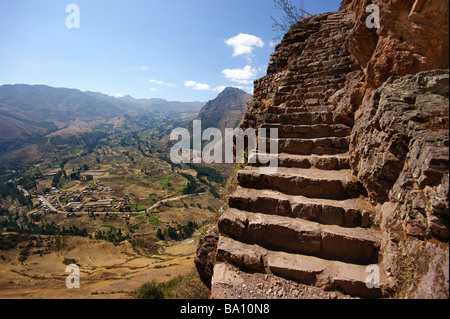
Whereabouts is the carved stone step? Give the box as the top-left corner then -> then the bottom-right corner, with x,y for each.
267,136 -> 350,155
228,187 -> 373,228
264,111 -> 333,125
266,105 -> 330,114
260,123 -> 351,138
237,167 -> 366,200
248,152 -> 350,170
215,237 -> 387,299
218,209 -> 380,264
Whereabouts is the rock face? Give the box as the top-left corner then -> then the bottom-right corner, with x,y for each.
352,70 -> 449,238
339,0 -> 449,298
194,226 -> 219,289
340,0 -> 449,88
197,1 -> 449,299
352,70 -> 449,298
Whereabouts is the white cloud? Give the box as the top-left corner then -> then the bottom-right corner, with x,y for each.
149,79 -> 164,85
184,82 -> 229,93
225,33 -> 264,57
222,65 -> 257,84
149,88 -> 157,92
150,79 -> 176,87
185,80 -> 197,87
140,66 -> 149,70
195,83 -> 211,90
113,93 -> 125,98
185,80 -> 211,91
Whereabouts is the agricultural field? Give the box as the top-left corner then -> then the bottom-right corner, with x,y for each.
0,233 -> 205,298
0,112 -> 234,299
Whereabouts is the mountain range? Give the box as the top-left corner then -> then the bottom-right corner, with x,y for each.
0,84 -> 251,163
0,84 -> 205,123
0,84 -> 205,154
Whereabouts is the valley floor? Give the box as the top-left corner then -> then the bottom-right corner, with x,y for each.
0,235 -> 200,299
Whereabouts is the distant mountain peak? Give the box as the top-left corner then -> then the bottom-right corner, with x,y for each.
118,95 -> 136,102
219,86 -> 250,95
196,86 -> 252,131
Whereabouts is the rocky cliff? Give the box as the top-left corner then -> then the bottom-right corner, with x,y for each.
196,0 -> 449,299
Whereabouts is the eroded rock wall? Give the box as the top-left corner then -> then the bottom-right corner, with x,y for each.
336,0 -> 449,298
352,70 -> 449,298
340,0 -> 449,88
352,70 -> 449,236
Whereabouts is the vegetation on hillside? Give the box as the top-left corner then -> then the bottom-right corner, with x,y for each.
133,269 -> 208,299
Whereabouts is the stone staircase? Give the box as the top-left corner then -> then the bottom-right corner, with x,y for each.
210,11 -> 389,299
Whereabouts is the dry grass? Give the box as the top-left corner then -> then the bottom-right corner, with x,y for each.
0,235 -> 201,299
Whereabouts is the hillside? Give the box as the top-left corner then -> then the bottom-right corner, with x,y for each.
0,88 -> 223,298
0,85 -> 125,124
0,84 -> 204,159
121,96 -> 204,114
195,87 -> 251,132
0,113 -> 49,154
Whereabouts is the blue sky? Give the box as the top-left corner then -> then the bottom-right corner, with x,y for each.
0,0 -> 341,101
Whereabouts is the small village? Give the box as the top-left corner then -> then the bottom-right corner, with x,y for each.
32,178 -> 136,220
